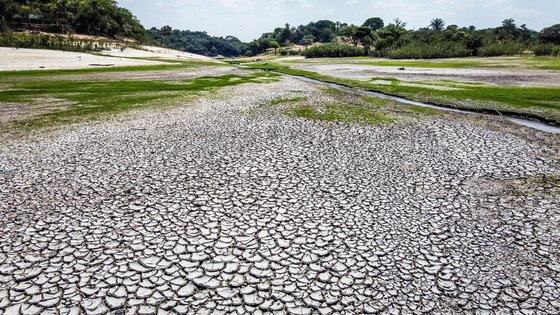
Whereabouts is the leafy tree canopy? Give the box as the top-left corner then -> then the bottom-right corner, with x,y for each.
363,17 -> 384,31
0,0 -> 147,41
540,24 -> 560,45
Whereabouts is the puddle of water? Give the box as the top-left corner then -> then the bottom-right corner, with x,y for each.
506,117 -> 560,134
290,74 -> 560,135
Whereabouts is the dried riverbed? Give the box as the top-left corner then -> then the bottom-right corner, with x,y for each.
0,77 -> 559,314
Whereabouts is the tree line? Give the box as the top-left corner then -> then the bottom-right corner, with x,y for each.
146,27 -> 246,57
0,0 -> 147,41
249,18 -> 560,58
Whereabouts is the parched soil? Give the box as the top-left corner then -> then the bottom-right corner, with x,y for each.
0,76 -> 559,314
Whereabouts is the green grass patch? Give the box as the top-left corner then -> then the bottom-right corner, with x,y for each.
0,60 -> 226,79
408,105 -> 439,115
321,87 -> 346,96
524,56 -> 560,70
270,97 -> 307,106
370,77 -> 400,83
0,72 -> 279,130
361,96 -> 391,107
248,62 -> 560,123
286,102 -> 393,125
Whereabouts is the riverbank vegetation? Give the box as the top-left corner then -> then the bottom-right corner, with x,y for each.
248,19 -> 560,59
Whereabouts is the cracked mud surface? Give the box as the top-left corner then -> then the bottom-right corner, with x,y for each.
0,77 -> 559,314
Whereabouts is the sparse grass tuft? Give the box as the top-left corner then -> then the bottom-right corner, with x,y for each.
270,97 -> 307,106
408,105 -> 439,115
286,102 -> 393,125
321,87 -> 346,96
361,96 -> 391,107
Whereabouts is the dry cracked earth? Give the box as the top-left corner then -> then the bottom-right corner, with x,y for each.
0,77 -> 560,314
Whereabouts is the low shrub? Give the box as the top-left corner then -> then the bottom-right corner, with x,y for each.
0,31 -> 109,53
477,42 -> 524,57
384,41 -> 471,59
279,49 -> 301,56
533,44 -> 560,57
303,43 -> 364,58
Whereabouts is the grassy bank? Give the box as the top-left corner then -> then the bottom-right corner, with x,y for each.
247,63 -> 560,123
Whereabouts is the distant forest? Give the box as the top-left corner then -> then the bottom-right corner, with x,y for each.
146,27 -> 246,57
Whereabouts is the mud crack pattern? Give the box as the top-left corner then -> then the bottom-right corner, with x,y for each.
0,78 -> 559,314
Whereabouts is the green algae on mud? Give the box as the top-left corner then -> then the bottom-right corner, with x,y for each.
286,102 -> 394,125
0,72 -> 280,131
284,86 -> 394,125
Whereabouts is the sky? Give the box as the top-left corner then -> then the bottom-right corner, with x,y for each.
119,0 -> 560,42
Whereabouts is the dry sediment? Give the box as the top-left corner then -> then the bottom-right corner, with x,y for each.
0,78 -> 559,314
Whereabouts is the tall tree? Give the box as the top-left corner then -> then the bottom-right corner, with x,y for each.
303,34 -> 315,47
160,25 -> 172,45
539,24 -> 560,44
363,17 -> 384,31
340,25 -> 359,46
394,18 -> 407,29
430,18 -> 445,31
355,26 -> 373,44
268,40 -> 280,54
497,18 -> 520,40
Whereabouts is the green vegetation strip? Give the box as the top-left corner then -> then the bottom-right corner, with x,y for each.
287,102 -> 393,125
0,60 -> 225,79
283,88 -> 394,125
248,63 -> 560,123
270,97 -> 307,106
0,72 -> 279,130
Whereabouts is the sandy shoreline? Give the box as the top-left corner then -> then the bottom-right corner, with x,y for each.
0,45 -> 216,71
0,47 -> 165,71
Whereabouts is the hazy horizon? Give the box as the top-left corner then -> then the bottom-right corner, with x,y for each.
119,0 -> 559,41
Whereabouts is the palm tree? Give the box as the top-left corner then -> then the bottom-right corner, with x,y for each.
430,18 -> 445,31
